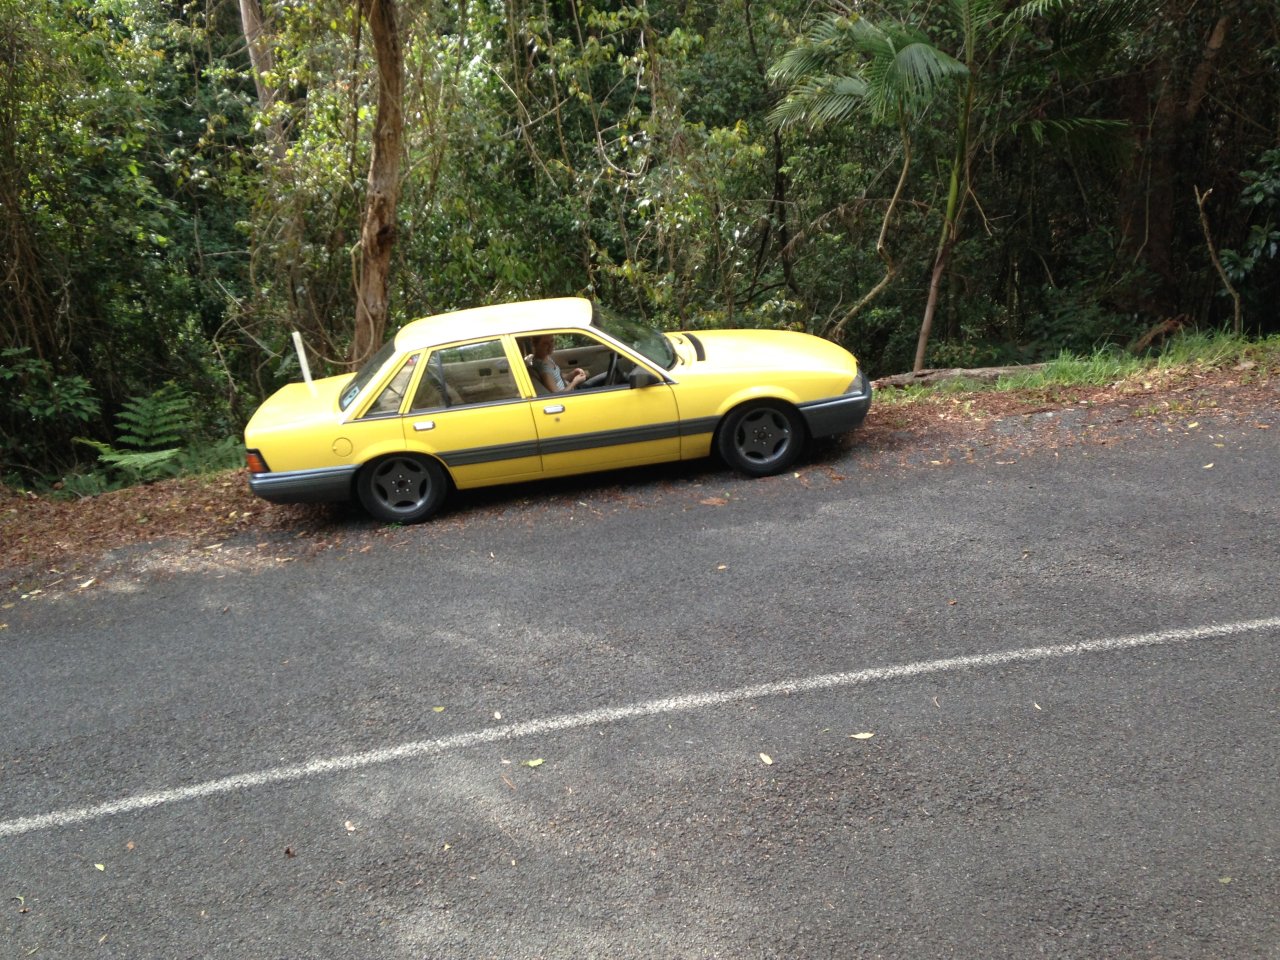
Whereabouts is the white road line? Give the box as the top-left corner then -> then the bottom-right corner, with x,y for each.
3,616 -> 1277,839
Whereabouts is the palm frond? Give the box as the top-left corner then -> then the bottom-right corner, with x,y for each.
891,42 -> 969,103
768,15 -> 862,84
768,74 -> 872,130
1047,0 -> 1156,70
1012,117 -> 1132,166
1006,0 -> 1069,23
954,0 -> 1003,48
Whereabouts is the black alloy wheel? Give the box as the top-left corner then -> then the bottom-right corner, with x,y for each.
717,401 -> 805,477
357,454 -> 448,523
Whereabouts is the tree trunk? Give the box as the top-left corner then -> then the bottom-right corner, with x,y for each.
914,65 -> 974,373
914,236 -> 953,373
236,0 -> 286,154
350,0 -> 404,368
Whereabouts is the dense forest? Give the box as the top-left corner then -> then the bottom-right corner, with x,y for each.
2,0 -> 1278,486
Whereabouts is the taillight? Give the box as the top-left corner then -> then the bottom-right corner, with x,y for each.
245,449 -> 270,473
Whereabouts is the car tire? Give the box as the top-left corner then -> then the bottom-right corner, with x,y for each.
356,454 -> 448,523
717,400 -> 805,477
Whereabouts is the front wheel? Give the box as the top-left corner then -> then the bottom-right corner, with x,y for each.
717,401 -> 805,477
356,454 -> 448,523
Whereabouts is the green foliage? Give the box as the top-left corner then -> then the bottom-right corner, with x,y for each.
769,15 -> 967,128
112,382 -> 191,452
74,441 -> 184,486
1220,148 -> 1280,327
172,436 -> 246,476
879,332 -> 1277,403
0,348 -> 102,477
75,382 -> 193,486
996,348 -> 1141,390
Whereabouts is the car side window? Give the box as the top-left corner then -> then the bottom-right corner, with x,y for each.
413,339 -> 519,409
410,353 -> 447,411
367,353 -> 420,416
527,331 -> 631,390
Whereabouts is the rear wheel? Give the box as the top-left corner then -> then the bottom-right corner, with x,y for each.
357,454 -> 447,523
717,401 -> 805,477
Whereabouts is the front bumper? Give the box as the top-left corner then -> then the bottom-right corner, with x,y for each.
797,371 -> 873,438
248,464 -> 358,504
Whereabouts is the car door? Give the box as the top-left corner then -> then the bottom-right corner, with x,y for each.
399,338 -> 543,489
525,331 -> 681,477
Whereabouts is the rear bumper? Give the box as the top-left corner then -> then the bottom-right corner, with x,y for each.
798,371 -> 873,438
249,464 -> 357,504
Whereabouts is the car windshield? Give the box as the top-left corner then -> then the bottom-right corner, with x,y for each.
595,306 -> 676,370
339,339 -> 397,411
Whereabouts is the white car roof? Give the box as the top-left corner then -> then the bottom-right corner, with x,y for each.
393,297 -> 595,352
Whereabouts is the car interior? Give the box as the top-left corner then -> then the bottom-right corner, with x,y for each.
364,332 -> 639,418
520,332 -> 633,394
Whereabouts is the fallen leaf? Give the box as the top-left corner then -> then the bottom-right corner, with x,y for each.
1219,877 -> 1233,884
700,497 -> 728,506
716,564 -> 728,571
522,758 -> 544,768
850,732 -> 875,740
344,821 -> 357,833
759,753 -> 773,765
94,864 -> 105,872
432,706 -> 445,713
125,841 -> 135,851
1186,421 -> 1199,429
1203,463 -> 1214,469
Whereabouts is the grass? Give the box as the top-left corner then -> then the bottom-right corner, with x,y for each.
878,331 -> 1280,403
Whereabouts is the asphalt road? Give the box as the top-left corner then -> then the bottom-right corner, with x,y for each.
2,407 -> 1278,959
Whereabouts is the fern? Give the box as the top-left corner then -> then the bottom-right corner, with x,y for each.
74,382 -> 194,485
75,438 -> 181,484
114,382 -> 191,450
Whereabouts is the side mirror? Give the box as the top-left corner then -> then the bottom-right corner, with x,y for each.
628,368 -> 661,389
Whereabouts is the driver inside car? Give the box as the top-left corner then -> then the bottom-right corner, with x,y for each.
527,334 -> 588,392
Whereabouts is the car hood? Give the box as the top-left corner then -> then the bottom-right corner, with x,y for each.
245,374 -> 352,439
676,328 -> 860,376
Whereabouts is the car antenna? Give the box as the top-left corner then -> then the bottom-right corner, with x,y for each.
291,330 -> 318,396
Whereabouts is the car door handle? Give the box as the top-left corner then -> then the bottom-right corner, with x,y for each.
542,404 -> 565,415
413,421 -> 436,431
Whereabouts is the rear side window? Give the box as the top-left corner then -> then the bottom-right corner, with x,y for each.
413,339 -> 519,409
410,353 -> 447,411
366,353 -> 420,416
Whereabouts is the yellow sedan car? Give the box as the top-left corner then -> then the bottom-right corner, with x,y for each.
244,298 -> 871,522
